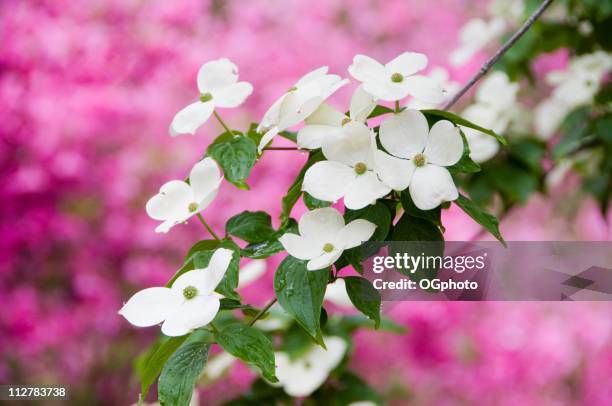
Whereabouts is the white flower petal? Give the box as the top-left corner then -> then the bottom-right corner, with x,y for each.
170,101 -> 214,136
349,85 -> 377,122
348,55 -> 387,84
279,233 -> 322,260
373,150 -> 415,191
403,75 -> 445,104
379,109 -> 428,159
464,128 -> 500,163
315,76 -> 349,100
278,84 -> 324,130
385,52 -> 428,76
363,80 -> 404,101
344,172 -> 390,210
305,103 -> 345,126
322,121 -> 373,166
189,158 -> 223,203
409,165 -> 458,210
337,219 -> 377,249
118,287 -> 182,327
258,95 -> 287,131
307,249 -> 343,271
297,125 -> 341,150
237,260 -> 267,288
424,120 -> 463,167
295,66 -> 329,87
299,207 -> 345,241
146,180 -> 194,222
197,58 -> 238,94
258,126 -> 279,153
317,336 -> 347,369
161,295 -> 220,336
212,82 -> 253,108
324,279 -> 353,308
172,248 -> 233,294
302,161 -> 355,203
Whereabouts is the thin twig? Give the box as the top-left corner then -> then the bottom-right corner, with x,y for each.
443,0 -> 555,110
196,213 -> 221,241
213,110 -> 233,134
248,298 -> 278,326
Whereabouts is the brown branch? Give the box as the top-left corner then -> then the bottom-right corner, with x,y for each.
443,0 -> 555,110
248,298 -> 278,326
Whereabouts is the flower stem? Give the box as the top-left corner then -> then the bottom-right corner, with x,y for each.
248,298 -> 278,326
263,147 -> 300,150
213,110 -> 233,134
196,213 -> 221,241
395,100 -> 401,112
443,0 -> 555,110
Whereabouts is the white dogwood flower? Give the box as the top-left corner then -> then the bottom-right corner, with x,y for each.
297,85 -> 377,149
450,18 -> 506,67
170,58 -> 253,136
279,207 -> 376,271
237,259 -> 267,289
406,67 -> 460,110
257,67 -> 348,152
461,72 -> 519,162
274,336 -> 347,397
119,248 -> 233,337
348,52 -> 444,103
303,121 -> 391,209
146,158 -> 222,233
376,109 -> 462,210
535,51 -> 612,139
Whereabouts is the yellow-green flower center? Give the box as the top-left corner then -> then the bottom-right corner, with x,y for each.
391,72 -> 404,83
414,153 -> 426,167
323,243 -> 335,253
341,117 -> 351,126
354,162 -> 367,175
188,202 -> 199,212
200,92 -> 213,102
183,285 -> 198,300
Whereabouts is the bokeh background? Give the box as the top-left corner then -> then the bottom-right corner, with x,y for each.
1,0 -> 611,404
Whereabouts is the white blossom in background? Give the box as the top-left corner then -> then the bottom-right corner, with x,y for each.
297,85 -> 376,149
406,67 -> 460,109
488,0 -> 524,22
450,18 -> 506,67
170,58 -> 253,136
203,352 -> 236,381
376,109 -> 463,210
324,278 -> 353,308
461,71 -> 519,163
274,336 -> 347,397
237,259 -> 267,289
302,121 -> 391,209
348,52 -> 444,103
279,207 -> 376,271
146,158 -> 222,233
257,67 -> 348,152
119,248 -> 233,336
535,51 -> 612,139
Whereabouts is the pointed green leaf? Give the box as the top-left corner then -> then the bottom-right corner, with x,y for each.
344,276 -> 381,328
273,256 -> 328,345
454,193 -> 506,245
280,151 -> 324,226
226,211 -> 276,243
422,109 -> 507,145
214,323 -> 278,383
207,132 -> 257,189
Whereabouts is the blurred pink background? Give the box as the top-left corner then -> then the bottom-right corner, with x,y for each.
1,0 -> 611,404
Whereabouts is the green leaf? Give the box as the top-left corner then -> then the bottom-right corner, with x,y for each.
330,315 -> 407,335
191,240 -> 242,300
422,109 -> 508,145
447,129 -> 481,174
183,240 -> 220,263
158,330 -> 212,406
509,137 -> 546,173
344,202 -> 392,241
344,276 -> 381,328
226,211 -> 276,243
281,323 -> 314,361
390,214 -> 444,281
138,336 -> 188,399
488,163 -> 539,204
552,106 -> 592,160
214,323 -> 278,383
303,192 -> 332,209
454,193 -> 506,245
367,104 -> 395,119
241,219 -> 298,259
207,132 -> 257,190
274,256 -> 328,345
280,151 -> 324,226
